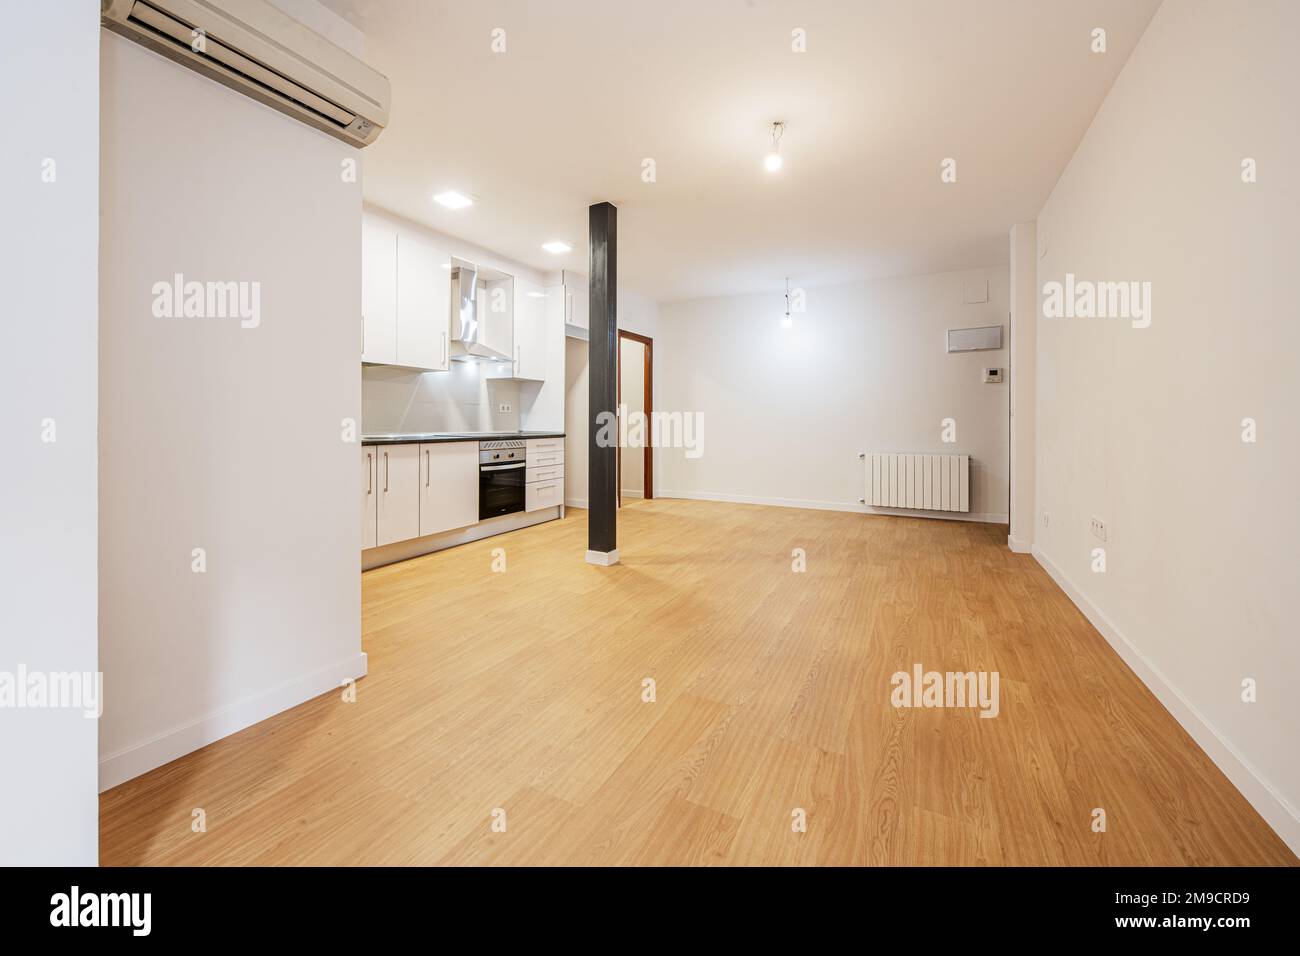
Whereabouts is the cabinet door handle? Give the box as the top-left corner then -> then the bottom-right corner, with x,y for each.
514,345 -> 520,376
383,451 -> 389,492
361,314 -> 365,355
425,448 -> 430,487
441,331 -> 447,365
535,484 -> 556,491
366,452 -> 372,494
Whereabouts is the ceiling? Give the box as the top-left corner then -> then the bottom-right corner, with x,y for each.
321,0 -> 1161,302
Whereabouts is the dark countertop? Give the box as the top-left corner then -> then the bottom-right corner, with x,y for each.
361,431 -> 565,446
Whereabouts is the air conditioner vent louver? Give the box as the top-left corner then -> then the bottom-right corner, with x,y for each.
101,0 -> 390,147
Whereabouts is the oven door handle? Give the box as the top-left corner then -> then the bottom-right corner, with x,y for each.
481,462 -> 527,471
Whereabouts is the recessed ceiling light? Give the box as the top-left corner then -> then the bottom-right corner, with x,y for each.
432,190 -> 474,210
541,241 -> 572,254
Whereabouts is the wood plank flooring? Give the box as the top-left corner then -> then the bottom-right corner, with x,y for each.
99,499 -> 1296,865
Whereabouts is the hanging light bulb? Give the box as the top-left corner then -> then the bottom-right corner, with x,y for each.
781,277 -> 793,327
765,121 -> 785,172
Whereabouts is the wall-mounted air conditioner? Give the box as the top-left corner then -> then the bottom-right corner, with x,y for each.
101,0 -> 390,147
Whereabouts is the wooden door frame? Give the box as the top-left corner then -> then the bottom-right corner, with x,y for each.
616,329 -> 653,505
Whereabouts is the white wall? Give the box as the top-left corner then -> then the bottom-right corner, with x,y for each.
0,0 -> 100,866
98,29 -> 367,788
656,267 -> 1009,519
562,287 -> 660,507
1033,0 -> 1300,853
1008,221 -> 1037,552
564,337 -> 590,507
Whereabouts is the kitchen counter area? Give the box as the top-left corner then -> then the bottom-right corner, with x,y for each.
361,431 -> 564,445
361,432 -> 567,570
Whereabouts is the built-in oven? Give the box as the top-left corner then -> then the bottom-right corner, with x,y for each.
479,439 -> 526,520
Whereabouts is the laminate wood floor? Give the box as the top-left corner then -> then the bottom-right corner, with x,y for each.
99,499 -> 1296,865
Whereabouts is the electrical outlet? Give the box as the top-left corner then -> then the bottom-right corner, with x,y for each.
1041,509 -> 1050,528
1090,517 -> 1108,542
498,403 -> 511,413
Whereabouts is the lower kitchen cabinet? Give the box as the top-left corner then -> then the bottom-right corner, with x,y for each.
419,441 -> 479,536
376,443 -> 421,546
361,446 -> 377,549
525,476 -> 564,512
363,437 -> 562,553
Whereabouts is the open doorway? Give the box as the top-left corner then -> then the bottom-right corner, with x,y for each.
617,330 -> 653,506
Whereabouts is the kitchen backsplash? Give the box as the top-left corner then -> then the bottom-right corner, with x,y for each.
362,363 -> 521,435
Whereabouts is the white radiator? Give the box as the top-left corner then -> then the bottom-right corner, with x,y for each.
864,453 -> 969,513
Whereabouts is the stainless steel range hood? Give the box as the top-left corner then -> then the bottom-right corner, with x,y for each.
449,262 -> 509,362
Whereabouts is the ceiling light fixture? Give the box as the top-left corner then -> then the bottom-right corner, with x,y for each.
541,240 -> 572,254
432,190 -> 474,209
765,121 -> 785,172
781,277 -> 793,327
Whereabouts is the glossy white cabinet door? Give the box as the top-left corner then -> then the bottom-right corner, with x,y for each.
513,278 -> 547,380
361,447 -> 377,550
480,276 -> 514,359
376,444 -> 420,546
361,219 -> 397,364
396,233 -> 449,371
419,442 -> 479,536
564,270 -> 588,330
525,478 -> 563,512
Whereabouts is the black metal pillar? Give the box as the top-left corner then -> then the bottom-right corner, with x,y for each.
587,202 -> 618,563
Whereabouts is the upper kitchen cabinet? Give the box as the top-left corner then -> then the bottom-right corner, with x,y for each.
477,271 -> 514,360
397,232 -> 451,371
361,219 -> 398,364
487,276 -> 546,381
515,278 -> 547,380
562,269 -> 589,337
361,216 -> 451,371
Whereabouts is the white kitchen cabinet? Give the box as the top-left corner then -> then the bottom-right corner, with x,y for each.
488,278 -> 547,381
396,233 -> 451,371
419,442 -> 479,536
362,215 -> 451,371
361,446 -> 377,550
361,219 -> 397,364
375,443 -> 421,546
563,269 -> 588,332
513,278 -> 547,380
525,464 -> 563,484
526,447 -> 564,470
526,477 -> 564,512
524,436 -> 564,513
479,275 -> 514,360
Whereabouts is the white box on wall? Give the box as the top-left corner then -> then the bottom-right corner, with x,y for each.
947,325 -> 1003,352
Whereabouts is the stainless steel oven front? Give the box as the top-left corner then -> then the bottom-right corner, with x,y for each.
479,440 -> 526,520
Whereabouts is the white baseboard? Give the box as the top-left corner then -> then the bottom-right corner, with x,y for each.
1032,545 -> 1300,857
620,489 -> 644,499
98,651 -> 369,792
658,489 -> 1006,524
564,497 -> 587,509
1008,535 -> 1032,553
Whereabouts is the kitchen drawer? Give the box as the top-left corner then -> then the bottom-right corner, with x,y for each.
525,478 -> 563,512
526,448 -> 564,469
525,437 -> 563,454
526,464 -> 564,484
